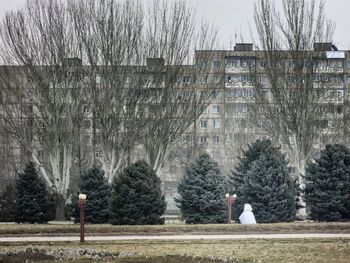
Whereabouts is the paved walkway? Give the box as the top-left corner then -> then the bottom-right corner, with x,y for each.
1,233 -> 350,242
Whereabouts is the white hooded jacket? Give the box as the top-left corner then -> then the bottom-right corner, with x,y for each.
239,203 -> 257,224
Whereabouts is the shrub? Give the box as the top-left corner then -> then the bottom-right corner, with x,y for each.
110,161 -> 166,225
176,153 -> 227,224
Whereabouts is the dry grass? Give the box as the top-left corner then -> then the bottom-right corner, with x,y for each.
1,222 -> 350,236
2,238 -> 350,263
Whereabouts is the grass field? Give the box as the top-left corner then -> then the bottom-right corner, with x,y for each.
1,238 -> 350,263
1,222 -> 350,262
1,221 -> 350,235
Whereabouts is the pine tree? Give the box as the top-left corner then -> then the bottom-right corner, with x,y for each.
15,162 -> 54,223
176,153 -> 227,224
231,139 -> 297,223
230,140 -> 275,220
0,184 -> 16,222
110,161 -> 166,225
69,167 -> 111,224
305,144 -> 350,221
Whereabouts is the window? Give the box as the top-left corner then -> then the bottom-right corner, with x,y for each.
213,119 -> 221,129
336,105 -> 343,114
304,61 -> 311,69
213,60 -> 221,69
26,75 -> 34,84
287,60 -> 294,69
347,61 -> 350,69
84,105 -> 92,113
200,136 -> 207,143
95,151 -> 103,158
200,75 -> 208,83
241,75 -> 251,83
261,89 -> 268,98
225,90 -> 234,97
235,104 -> 248,112
212,105 -> 221,113
347,76 -> 350,84
328,89 -> 343,98
234,89 -> 242,97
260,75 -> 267,83
329,61 -> 337,68
242,89 -> 249,97
227,58 -> 239,68
214,75 -> 222,83
259,61 -> 266,69
213,136 -> 220,143
200,61 -> 208,69
202,107 -> 208,114
212,90 -> 221,98
96,74 -> 101,84
38,136 -> 44,142
212,151 -> 219,159
200,120 -> 208,128
183,76 -> 190,84
182,134 -> 191,143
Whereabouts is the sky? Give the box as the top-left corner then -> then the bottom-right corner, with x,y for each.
0,0 -> 349,50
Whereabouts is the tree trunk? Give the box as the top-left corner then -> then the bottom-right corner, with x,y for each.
55,194 -> 66,220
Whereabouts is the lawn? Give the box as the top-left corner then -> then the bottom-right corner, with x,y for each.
1,238 -> 349,263
1,222 -> 350,262
1,221 -> 350,235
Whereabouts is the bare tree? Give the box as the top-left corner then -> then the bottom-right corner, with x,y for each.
251,0 -> 343,216
252,0 -> 338,214
140,0 -> 219,175
69,0 -> 145,183
0,0 -> 87,219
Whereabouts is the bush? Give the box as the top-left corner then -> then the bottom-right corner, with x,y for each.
305,144 -> 350,221
230,139 -> 297,223
176,153 -> 227,224
15,162 -> 54,223
0,184 -> 16,222
110,161 -> 166,225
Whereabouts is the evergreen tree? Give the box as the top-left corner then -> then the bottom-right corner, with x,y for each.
230,140 -> 275,220
69,167 -> 111,224
110,161 -> 166,225
176,154 -> 227,224
15,162 -> 54,223
305,144 -> 350,221
231,139 -> 297,223
0,184 -> 16,222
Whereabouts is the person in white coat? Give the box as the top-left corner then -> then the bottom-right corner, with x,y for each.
239,203 -> 256,224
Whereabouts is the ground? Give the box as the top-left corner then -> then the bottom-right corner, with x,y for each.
0,222 -> 349,262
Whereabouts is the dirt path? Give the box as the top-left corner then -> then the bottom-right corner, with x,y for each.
1,233 -> 350,242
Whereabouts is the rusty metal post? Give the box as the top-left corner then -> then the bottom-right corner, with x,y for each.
79,194 -> 87,243
225,194 -> 237,224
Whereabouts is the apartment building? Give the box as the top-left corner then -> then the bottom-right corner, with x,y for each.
162,43 -> 350,211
